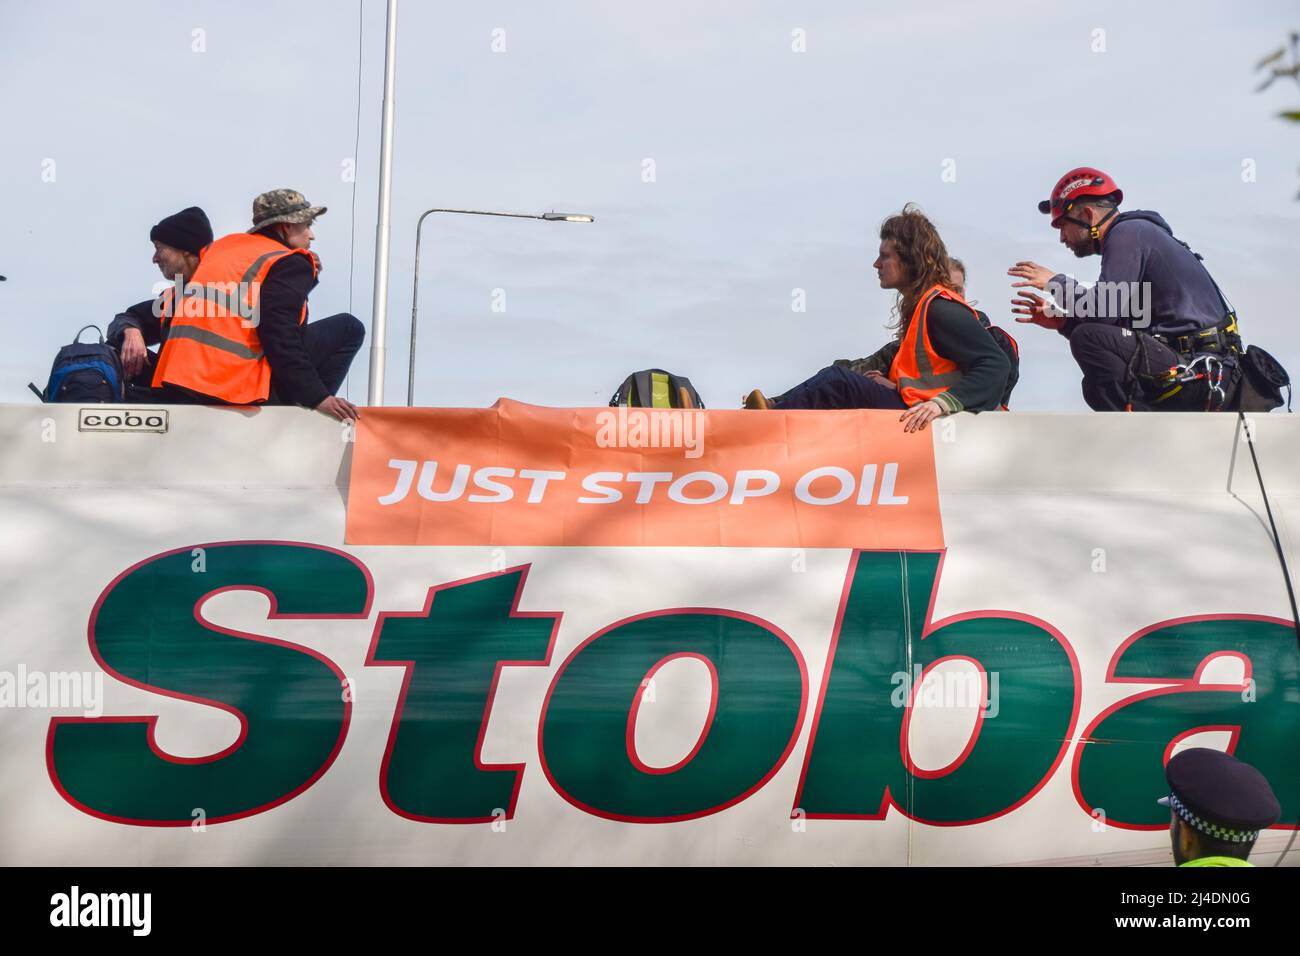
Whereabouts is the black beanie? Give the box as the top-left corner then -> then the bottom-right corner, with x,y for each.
149,207 -> 214,256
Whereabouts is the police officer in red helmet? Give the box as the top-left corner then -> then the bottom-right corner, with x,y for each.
1008,167 -> 1246,411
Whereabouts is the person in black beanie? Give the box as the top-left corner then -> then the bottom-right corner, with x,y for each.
106,206 -> 214,386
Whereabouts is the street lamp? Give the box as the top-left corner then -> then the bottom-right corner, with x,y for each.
408,208 -> 595,406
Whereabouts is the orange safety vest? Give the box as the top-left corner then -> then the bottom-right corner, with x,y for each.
152,233 -> 317,404
889,284 -> 976,407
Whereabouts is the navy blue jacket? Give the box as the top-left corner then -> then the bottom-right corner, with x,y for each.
1049,211 -> 1228,339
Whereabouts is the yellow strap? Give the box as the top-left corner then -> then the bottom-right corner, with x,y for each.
650,372 -> 671,408
1155,384 -> 1183,402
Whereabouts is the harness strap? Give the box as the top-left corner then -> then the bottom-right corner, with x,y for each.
1150,314 -> 1243,357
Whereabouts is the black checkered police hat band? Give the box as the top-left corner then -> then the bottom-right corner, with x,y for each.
1159,793 -> 1258,844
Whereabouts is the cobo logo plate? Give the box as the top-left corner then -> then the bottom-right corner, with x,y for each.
77,409 -> 170,434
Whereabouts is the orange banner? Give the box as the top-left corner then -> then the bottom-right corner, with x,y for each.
345,399 -> 942,548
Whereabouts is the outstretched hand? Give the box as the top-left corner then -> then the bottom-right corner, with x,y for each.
1007,261 -> 1055,291
1011,290 -> 1067,331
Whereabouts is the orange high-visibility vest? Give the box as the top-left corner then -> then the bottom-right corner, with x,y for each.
889,284 -> 975,407
153,233 -> 317,404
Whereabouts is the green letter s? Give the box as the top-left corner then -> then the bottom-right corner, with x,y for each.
48,542 -> 372,825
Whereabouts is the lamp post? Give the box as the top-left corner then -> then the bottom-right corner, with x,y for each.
407,208 -> 594,407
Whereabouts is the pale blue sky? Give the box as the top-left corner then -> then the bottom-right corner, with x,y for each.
2,1 -> 1297,410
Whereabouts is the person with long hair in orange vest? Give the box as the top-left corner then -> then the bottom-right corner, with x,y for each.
743,205 -> 1011,432
151,189 -> 363,422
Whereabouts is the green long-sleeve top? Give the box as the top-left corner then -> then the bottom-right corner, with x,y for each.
834,302 -> 1011,413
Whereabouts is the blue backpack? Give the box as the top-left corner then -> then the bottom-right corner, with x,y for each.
31,325 -> 125,403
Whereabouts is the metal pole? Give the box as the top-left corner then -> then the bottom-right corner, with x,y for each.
366,0 -> 398,407
406,209 -> 594,406
407,208 -> 437,408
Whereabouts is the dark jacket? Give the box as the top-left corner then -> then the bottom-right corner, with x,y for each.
107,297 -> 168,350
254,239 -> 331,408
835,301 -> 1012,413
1048,210 -> 1228,339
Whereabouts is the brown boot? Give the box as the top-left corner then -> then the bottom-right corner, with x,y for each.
743,389 -> 771,410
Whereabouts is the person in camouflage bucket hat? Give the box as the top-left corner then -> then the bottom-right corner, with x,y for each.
248,188 -> 327,233
240,186 -> 360,422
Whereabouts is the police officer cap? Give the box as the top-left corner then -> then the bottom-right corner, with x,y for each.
1157,748 -> 1280,844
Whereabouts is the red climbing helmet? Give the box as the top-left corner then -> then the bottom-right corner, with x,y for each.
1038,167 -> 1123,227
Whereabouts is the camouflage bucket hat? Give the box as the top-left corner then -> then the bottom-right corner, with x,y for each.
249,188 -> 327,232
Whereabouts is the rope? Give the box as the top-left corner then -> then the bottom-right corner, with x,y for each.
1236,412 -> 1300,865
344,0 -> 365,401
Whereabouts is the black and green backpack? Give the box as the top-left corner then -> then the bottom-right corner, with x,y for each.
608,369 -> 705,409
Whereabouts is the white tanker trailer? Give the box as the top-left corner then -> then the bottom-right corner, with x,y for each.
1,401 -> 1296,866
